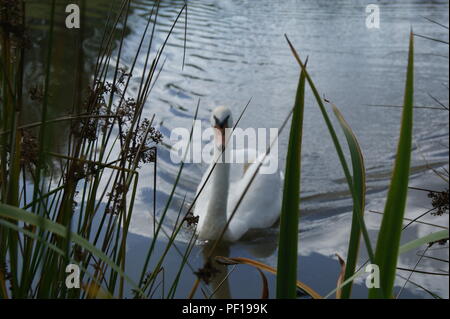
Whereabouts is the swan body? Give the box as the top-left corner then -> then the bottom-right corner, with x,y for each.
194,106 -> 282,242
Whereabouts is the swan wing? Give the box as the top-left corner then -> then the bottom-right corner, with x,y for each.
226,150 -> 282,240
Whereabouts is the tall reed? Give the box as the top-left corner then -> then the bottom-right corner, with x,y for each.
277,31 -> 448,299
276,59 -> 307,299
0,0 -> 194,299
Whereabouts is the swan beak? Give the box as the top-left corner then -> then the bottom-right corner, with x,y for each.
214,126 -> 226,152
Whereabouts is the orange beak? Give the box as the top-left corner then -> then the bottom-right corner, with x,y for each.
214,126 -> 226,152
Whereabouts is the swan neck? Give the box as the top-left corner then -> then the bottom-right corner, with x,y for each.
206,161 -> 230,224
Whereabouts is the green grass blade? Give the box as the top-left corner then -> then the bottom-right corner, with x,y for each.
138,100 -> 199,288
324,266 -> 366,299
284,35 -> 376,268
276,60 -> 307,299
399,230 -> 448,255
0,218 -> 113,299
0,203 -> 145,297
324,230 -> 447,299
331,104 -> 366,299
32,0 -> 56,213
368,31 -> 415,299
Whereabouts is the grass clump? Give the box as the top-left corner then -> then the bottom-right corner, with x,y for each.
0,0 -> 195,299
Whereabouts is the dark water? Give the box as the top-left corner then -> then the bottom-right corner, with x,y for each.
25,0 -> 449,298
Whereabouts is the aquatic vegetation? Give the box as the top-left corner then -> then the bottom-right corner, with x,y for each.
276,56 -> 306,299
0,0 -> 448,300
429,189 -> 449,216
0,0 -> 194,299
368,32 -> 415,299
276,30 -> 448,299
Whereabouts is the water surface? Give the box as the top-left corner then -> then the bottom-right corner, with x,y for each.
26,0 -> 450,298
116,0 -> 449,299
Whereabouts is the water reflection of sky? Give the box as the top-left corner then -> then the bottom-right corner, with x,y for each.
114,0 -> 449,299
22,0 -> 448,298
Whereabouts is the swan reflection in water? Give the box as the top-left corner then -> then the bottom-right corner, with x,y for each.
198,241 -> 231,299
197,232 -> 278,299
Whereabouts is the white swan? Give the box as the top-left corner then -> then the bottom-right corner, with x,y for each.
194,106 -> 283,242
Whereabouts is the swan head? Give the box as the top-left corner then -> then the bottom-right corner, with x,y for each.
211,106 -> 233,151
